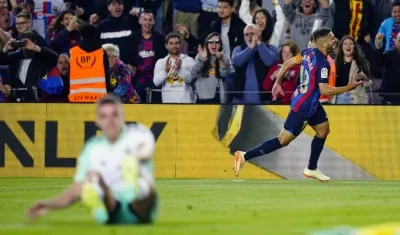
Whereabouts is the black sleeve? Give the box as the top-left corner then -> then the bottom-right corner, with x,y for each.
185,20 -> 218,49
37,46 -> 58,68
0,49 -> 23,65
374,48 -> 389,67
364,1 -> 376,37
103,49 -> 110,81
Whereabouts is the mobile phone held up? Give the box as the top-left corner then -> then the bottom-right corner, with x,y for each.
11,39 -> 27,48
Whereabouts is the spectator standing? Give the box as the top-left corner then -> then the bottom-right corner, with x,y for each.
375,32 -> 400,104
331,0 -> 375,68
266,0 -> 287,47
0,0 -> 14,26
154,0 -> 166,32
198,0 -> 219,37
282,0 -> 330,50
333,35 -> 372,104
376,2 -> 400,51
173,0 -> 201,39
68,23 -> 110,103
252,9 -> 275,45
374,0 -> 395,31
40,54 -> 70,102
49,10 -> 80,54
128,10 -> 167,103
102,43 -> 140,103
0,31 -> 58,102
64,0 -> 95,21
262,40 -> 299,104
231,24 -> 279,103
0,8 -> 12,46
127,0 -> 162,17
94,0 -> 140,64
153,33 -> 194,103
191,32 -> 230,103
0,65 -> 11,101
176,0 -> 246,63
31,0 -> 66,43
237,0 -> 261,24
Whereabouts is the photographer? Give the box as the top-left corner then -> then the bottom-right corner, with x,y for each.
0,34 -> 58,102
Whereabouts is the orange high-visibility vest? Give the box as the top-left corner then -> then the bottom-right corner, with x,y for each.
319,55 -> 336,103
68,47 -> 107,102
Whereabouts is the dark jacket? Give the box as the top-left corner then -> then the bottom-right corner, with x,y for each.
0,31 -> 58,101
174,0 -> 201,13
375,47 -> 400,102
50,29 -> 80,55
186,13 -> 246,54
96,15 -> 140,63
76,38 -> 111,91
332,0 -> 375,42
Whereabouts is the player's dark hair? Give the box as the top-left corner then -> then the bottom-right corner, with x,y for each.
97,94 -> 122,107
311,27 -> 332,42
218,0 -> 234,7
165,32 -> 181,44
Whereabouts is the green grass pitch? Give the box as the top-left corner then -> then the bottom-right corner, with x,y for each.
1,178 -> 399,235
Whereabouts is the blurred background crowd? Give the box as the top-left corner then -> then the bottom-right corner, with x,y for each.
0,0 -> 398,105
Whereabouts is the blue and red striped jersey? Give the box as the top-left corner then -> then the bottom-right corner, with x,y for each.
290,48 -> 330,116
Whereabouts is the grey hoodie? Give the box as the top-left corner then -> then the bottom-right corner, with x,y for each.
191,54 -> 230,103
282,3 -> 330,50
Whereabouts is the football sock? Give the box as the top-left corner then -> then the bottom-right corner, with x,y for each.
308,136 -> 326,170
244,137 -> 282,161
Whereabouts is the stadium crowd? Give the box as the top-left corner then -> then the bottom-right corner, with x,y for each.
0,0 -> 398,104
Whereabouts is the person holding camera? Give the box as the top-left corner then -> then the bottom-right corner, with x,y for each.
0,33 -> 58,102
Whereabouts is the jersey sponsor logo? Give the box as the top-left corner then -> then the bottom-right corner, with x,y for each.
139,50 -> 155,58
321,68 -> 328,79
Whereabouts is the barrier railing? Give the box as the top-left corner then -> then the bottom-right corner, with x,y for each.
3,88 -> 400,105
145,88 -> 400,104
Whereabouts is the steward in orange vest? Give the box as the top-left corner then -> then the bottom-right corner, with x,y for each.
68,24 -> 110,103
319,55 -> 336,103
308,39 -> 337,103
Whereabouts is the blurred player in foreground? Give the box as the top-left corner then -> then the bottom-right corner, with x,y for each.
233,28 -> 365,181
26,94 -> 158,224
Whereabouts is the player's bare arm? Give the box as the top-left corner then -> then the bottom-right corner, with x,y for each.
26,182 -> 82,221
319,79 -> 364,96
275,53 -> 302,84
272,53 -> 302,98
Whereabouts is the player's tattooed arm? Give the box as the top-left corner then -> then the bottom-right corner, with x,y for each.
275,53 -> 302,84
